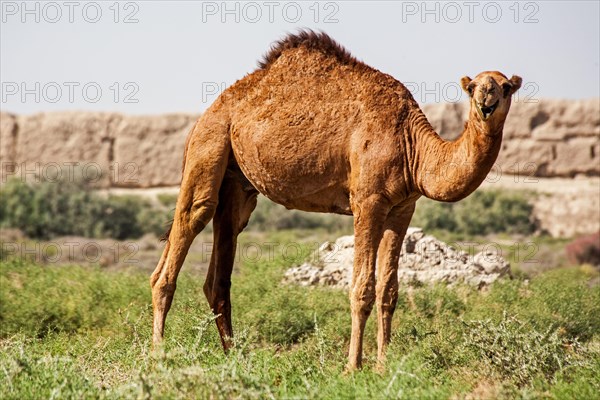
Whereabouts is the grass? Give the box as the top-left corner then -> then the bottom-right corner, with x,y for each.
1,247 -> 599,399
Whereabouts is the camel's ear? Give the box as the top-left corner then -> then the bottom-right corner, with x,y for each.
460,76 -> 473,96
503,75 -> 522,97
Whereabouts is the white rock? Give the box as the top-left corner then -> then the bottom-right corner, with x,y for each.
283,228 -> 511,289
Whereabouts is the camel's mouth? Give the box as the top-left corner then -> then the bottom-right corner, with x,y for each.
478,101 -> 499,120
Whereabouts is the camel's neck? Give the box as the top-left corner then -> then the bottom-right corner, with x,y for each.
410,107 -> 504,202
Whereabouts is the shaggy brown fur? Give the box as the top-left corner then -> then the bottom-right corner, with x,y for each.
150,30 -> 522,371
258,29 -> 360,69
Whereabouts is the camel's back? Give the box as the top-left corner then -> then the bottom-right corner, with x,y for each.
222,32 -> 414,211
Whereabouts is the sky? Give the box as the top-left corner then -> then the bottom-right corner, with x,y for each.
1,0 -> 599,114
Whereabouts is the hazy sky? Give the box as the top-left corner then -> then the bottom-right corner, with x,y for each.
1,0 -> 599,114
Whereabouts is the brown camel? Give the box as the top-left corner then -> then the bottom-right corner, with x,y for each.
150,30 -> 521,370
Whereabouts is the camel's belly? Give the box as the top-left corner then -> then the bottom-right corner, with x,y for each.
230,125 -> 352,214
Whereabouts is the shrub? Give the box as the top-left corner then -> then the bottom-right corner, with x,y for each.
248,196 -> 353,233
0,179 -> 535,239
410,199 -> 456,232
412,189 -> 536,236
464,312 -> 586,386
157,193 -> 178,208
231,254 -> 318,346
0,178 -> 172,240
0,259 -> 148,338
412,284 -> 466,318
253,293 -> 316,345
0,177 -> 103,238
95,195 -> 147,240
138,206 -> 174,238
527,267 -> 600,341
566,232 -> 600,266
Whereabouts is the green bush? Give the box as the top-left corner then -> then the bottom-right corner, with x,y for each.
248,196 -> 353,233
412,284 -> 466,318
412,189 -> 536,236
231,253 -> 318,346
0,258 -> 148,338
0,178 -> 173,240
467,267 -> 600,341
138,205 -> 174,238
157,193 -> 178,208
464,312 -> 586,386
526,268 -> 600,341
0,177 -> 103,238
411,199 -> 456,232
0,178 -> 537,240
96,195 -> 147,240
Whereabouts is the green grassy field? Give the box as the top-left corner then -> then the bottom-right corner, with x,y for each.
1,239 -> 599,399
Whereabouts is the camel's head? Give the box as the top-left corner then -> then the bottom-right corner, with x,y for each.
461,71 -> 522,124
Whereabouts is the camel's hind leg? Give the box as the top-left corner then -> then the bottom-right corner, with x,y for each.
150,121 -> 231,346
203,173 -> 258,351
375,204 -> 414,367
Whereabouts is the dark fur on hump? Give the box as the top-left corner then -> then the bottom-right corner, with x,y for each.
258,29 -> 360,70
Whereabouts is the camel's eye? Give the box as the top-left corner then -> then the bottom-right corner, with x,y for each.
502,82 -> 512,97
467,83 -> 475,96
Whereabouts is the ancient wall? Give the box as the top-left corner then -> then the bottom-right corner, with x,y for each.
1,98 -> 598,187
0,112 -> 198,187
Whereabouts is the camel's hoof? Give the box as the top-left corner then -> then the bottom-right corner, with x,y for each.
220,336 -> 234,354
374,361 -> 387,375
151,336 -> 165,352
343,363 -> 362,375
149,343 -> 166,360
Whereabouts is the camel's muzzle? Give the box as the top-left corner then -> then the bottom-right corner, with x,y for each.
478,100 -> 499,120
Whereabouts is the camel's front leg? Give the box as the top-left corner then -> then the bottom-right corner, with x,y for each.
347,195 -> 391,370
375,204 -> 414,367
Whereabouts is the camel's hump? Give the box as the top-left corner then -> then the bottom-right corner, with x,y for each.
257,29 -> 360,70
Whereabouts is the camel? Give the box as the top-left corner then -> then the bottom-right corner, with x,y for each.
150,30 -> 522,370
